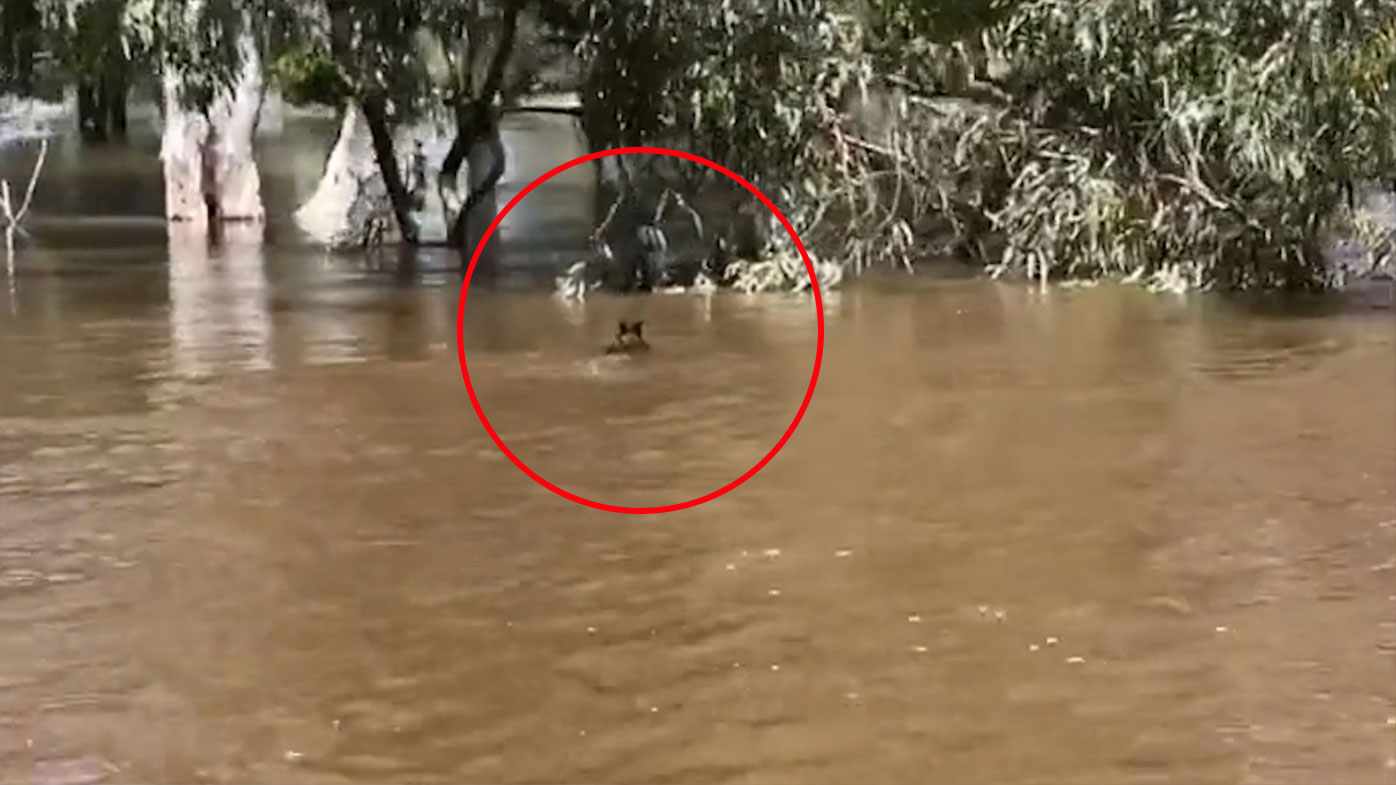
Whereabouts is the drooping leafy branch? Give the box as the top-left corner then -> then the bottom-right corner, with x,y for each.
977,0 -> 1396,289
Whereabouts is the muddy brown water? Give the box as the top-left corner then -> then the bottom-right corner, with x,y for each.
2,242 -> 1394,784
3,119 -> 1396,783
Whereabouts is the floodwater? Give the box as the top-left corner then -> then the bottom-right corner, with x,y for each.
2,118 -> 1396,785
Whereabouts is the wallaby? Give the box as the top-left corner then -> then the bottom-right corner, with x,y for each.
605,320 -> 650,355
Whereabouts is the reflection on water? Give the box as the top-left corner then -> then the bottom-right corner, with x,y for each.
1,245 -> 1393,784
166,226 -> 273,378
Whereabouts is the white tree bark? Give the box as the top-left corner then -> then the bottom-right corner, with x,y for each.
293,103 -> 397,247
294,105 -> 457,248
210,31 -> 265,222
159,72 -> 209,226
159,19 -> 265,228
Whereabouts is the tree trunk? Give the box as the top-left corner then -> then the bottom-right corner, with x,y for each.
323,0 -> 418,245
208,30 -> 265,223
17,38 -> 34,96
294,102 -> 397,247
0,0 -> 38,95
443,120 -> 505,226
95,80 -> 114,139
436,103 -> 473,231
6,35 -> 35,96
358,92 -> 419,245
440,0 -> 520,263
102,57 -> 128,139
456,133 -> 505,271
159,25 -> 265,229
77,82 -> 105,141
159,72 -> 210,226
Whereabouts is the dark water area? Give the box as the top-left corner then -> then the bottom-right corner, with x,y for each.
1,115 -> 1395,784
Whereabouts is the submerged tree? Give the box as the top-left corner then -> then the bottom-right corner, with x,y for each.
7,0 -> 138,139
0,0 -> 42,95
318,0 -> 431,243
278,0 -> 569,253
9,0 -> 1388,293
123,0 -> 283,228
53,0 -> 134,140
422,0 -> 530,252
408,0 -> 573,257
271,1 -> 428,246
276,41 -> 404,249
570,0 -> 875,289
567,0 -> 1394,292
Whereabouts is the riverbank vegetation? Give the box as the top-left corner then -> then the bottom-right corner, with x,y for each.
1,0 -> 1393,292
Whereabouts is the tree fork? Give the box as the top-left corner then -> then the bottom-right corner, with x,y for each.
325,0 -> 418,244
442,0 -> 522,251
358,91 -> 420,245
447,130 -> 507,250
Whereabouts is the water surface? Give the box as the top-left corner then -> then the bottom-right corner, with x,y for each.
1,242 -> 1393,783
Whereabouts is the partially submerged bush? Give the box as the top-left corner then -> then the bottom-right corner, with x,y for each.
725,250 -> 844,295
574,0 -> 1396,293
898,0 -> 1396,291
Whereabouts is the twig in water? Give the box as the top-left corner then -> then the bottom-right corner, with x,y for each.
2,137 -> 49,262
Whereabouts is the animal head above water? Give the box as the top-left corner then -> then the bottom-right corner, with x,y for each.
605,320 -> 650,354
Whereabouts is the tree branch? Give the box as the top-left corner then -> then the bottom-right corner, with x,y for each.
591,191 -> 623,245
668,190 -> 704,243
500,105 -> 583,117
879,72 -> 1013,110
480,0 -> 521,102
12,138 -> 47,225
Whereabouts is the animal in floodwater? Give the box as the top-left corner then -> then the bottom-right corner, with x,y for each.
605,320 -> 650,355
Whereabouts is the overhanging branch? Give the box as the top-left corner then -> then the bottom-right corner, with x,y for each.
501,105 -> 583,117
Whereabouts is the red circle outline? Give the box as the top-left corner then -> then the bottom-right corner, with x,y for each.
456,146 -> 824,514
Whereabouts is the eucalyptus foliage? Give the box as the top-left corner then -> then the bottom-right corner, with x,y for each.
866,0 -> 1396,289
572,0 -> 1394,291
977,0 -> 1396,289
10,0 -> 1394,290
573,0 -> 895,283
